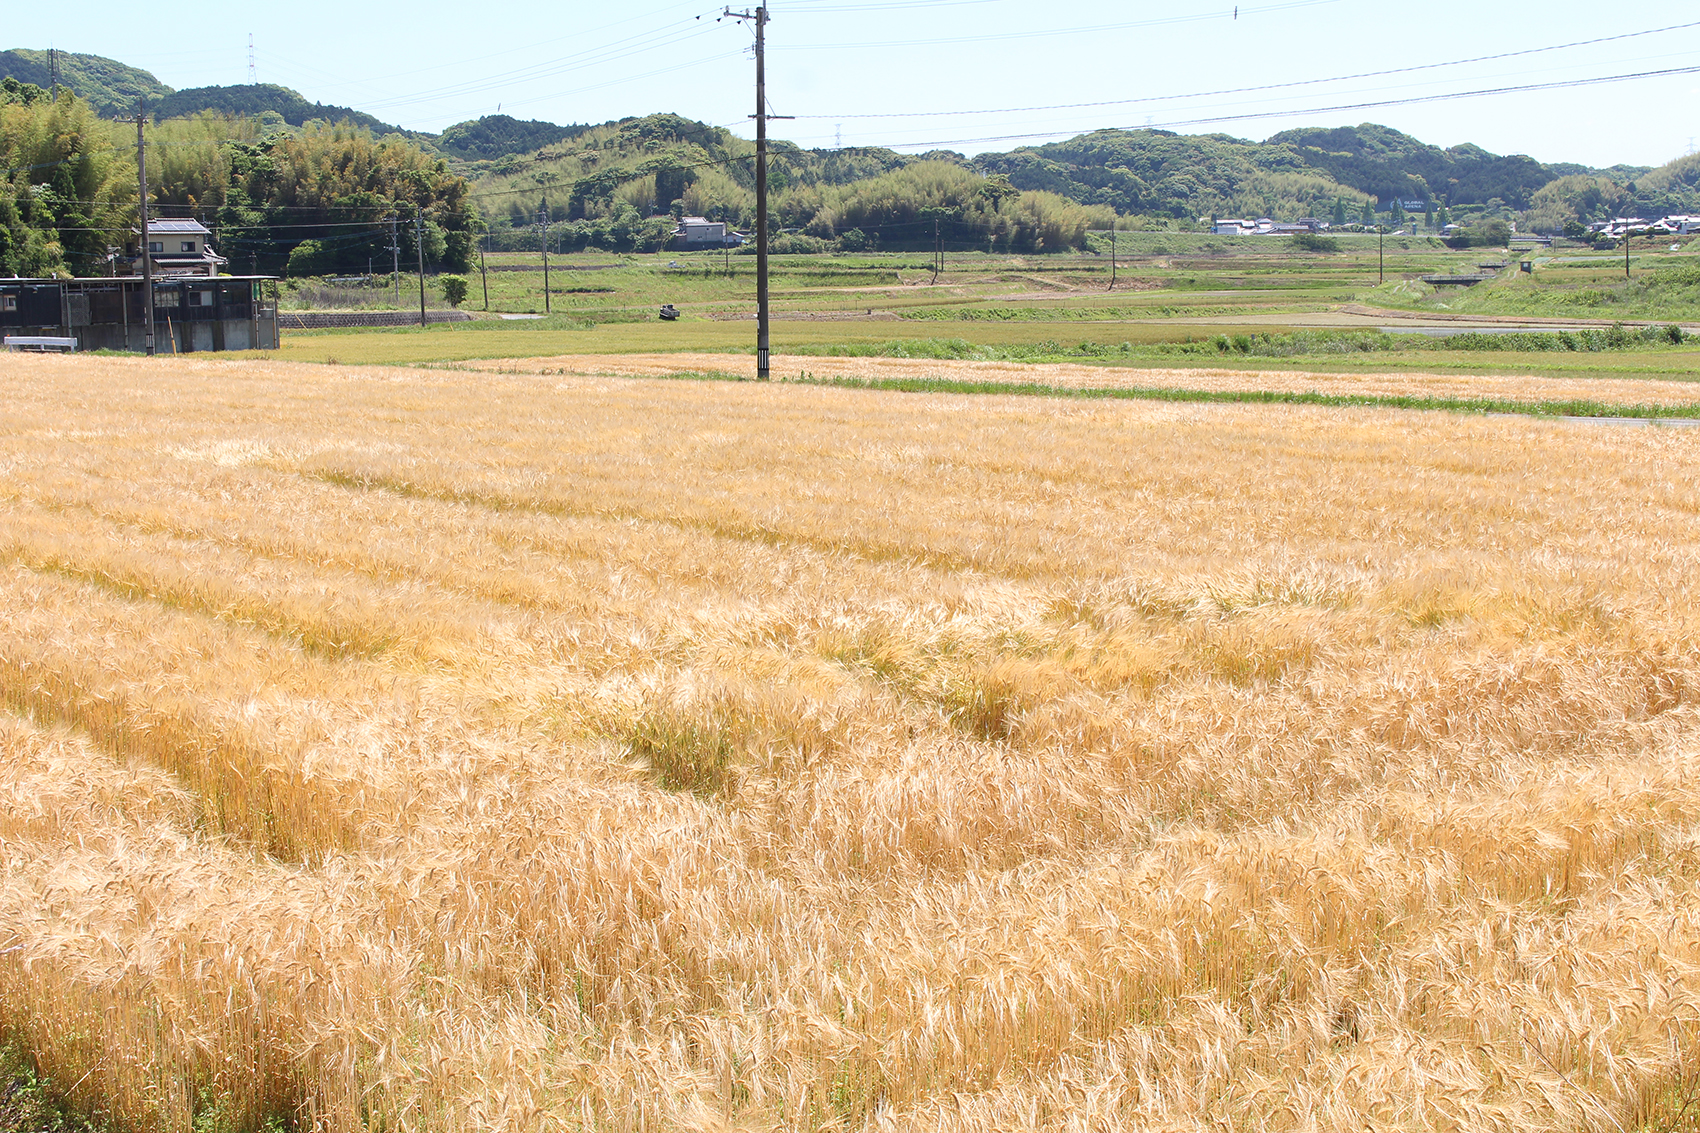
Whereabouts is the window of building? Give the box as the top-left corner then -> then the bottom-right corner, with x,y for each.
0,295 -> 15,312
180,241 -> 197,253
153,289 -> 180,308
148,241 -> 163,253
189,291 -> 211,307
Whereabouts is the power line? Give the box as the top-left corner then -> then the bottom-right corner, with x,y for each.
248,0 -> 713,105
330,15 -> 729,114
789,19 -> 1700,121
780,0 -> 1344,50
831,64 -> 1700,153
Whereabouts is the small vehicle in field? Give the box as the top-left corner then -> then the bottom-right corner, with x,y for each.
659,304 -> 680,321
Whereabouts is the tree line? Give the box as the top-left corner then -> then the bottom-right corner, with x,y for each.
0,80 -> 478,278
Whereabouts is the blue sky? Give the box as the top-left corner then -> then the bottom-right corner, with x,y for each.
11,1 -> 1698,170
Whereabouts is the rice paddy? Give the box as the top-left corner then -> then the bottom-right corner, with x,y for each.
4,350 -> 1700,1131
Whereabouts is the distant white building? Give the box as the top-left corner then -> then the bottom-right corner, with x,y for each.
673,216 -> 730,249
1213,219 -> 1254,235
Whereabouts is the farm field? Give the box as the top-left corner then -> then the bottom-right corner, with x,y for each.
5,352 -> 1700,1131
262,240 -> 1700,382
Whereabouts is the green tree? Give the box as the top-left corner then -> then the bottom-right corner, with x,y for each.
1360,199 -> 1377,226
439,275 -> 468,307
1332,197 -> 1348,226
977,173 -> 1019,209
285,239 -> 332,276
0,89 -> 129,276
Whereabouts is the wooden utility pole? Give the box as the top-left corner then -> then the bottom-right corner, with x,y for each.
1378,223 -> 1385,285
136,113 -> 156,356
390,215 -> 401,306
754,6 -> 769,379
415,206 -> 427,326
1625,222 -> 1632,279
1109,225 -> 1117,291
479,232 -> 490,310
539,198 -> 552,315
726,5 -> 774,378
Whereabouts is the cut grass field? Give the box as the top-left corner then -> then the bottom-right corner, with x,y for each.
5,352 -> 1700,1131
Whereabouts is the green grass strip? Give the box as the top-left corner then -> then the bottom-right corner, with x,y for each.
656,368 -> 1700,421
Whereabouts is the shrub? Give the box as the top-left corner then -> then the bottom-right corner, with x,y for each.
439,275 -> 469,307
1442,220 -> 1512,249
770,234 -> 830,254
1291,232 -> 1339,252
284,240 -> 332,277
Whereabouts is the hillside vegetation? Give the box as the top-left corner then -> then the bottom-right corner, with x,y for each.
437,114 -> 595,160
473,113 -> 1113,252
0,83 -> 475,276
0,48 -> 167,116
0,85 -> 133,276
152,83 -> 402,135
4,47 -> 1699,268
973,127 -> 1376,219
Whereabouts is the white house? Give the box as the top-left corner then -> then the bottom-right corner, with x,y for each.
128,219 -> 228,278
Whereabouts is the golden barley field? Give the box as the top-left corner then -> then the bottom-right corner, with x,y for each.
4,352 -> 1700,1133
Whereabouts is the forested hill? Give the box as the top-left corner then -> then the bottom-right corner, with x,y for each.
1265,123 -> 1648,210
970,123 -> 1647,219
0,49 -> 168,116
436,115 -> 596,160
0,51 -> 403,133
970,129 -> 1358,221
152,84 -> 402,135
4,46 -> 1667,226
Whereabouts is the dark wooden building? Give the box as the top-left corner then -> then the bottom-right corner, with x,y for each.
0,277 -> 279,352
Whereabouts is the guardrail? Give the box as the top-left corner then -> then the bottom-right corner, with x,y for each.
3,335 -> 77,352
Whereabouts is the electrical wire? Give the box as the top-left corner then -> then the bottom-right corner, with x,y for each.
787,20 -> 1700,121
780,0 -> 1345,49
330,14 -> 732,114
856,63 -> 1700,152
250,0 -> 712,103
